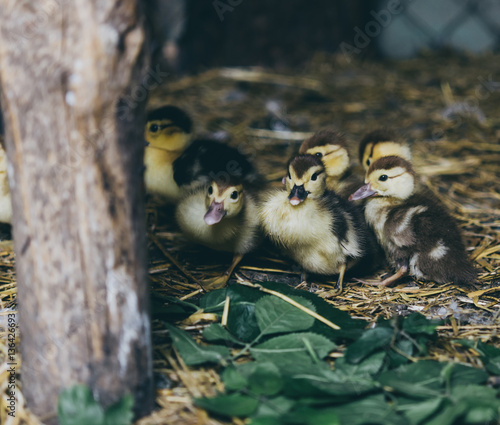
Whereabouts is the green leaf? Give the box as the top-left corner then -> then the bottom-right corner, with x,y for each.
222,366 -> 249,391
332,394 -> 406,425
248,362 -> 283,396
251,396 -> 295,420
103,394 -> 134,425
199,288 -> 227,312
228,302 -> 261,342
344,326 -> 394,364
449,363 -> 488,387
165,323 -> 230,365
282,406 -> 341,425
377,361 -> 444,398
255,296 -> 315,336
203,323 -> 244,345
250,332 -> 336,363
58,385 -> 105,425
257,281 -> 365,340
195,393 -> 259,417
397,397 -> 443,425
473,341 -> 500,375
402,313 -> 441,335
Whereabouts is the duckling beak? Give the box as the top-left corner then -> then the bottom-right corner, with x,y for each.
289,185 -> 308,206
349,184 -> 377,201
204,201 -> 226,225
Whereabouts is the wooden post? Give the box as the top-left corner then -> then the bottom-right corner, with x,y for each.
0,1 -> 153,422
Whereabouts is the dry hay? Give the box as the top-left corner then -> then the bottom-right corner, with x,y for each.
2,52 -> 500,424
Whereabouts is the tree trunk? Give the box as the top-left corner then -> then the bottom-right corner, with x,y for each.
0,1 -> 153,422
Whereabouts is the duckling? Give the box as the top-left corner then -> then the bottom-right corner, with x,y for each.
299,129 -> 363,198
359,129 -> 411,171
176,177 -> 261,289
349,156 -> 476,286
259,154 -> 371,292
144,105 -> 192,201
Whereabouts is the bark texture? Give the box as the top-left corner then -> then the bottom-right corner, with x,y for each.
0,1 -> 153,422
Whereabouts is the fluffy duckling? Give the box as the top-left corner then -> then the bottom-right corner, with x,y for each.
359,129 -> 411,171
299,129 -> 363,198
259,154 -> 371,292
144,105 -> 192,201
176,176 -> 260,289
350,156 -> 476,286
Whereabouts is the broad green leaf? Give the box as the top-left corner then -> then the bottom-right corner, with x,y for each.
377,361 -> 445,398
282,406 -> 340,425
222,366 -> 249,391
165,323 -> 230,365
58,385 -> 105,425
449,363 -> 488,387
344,327 -> 394,364
250,332 -> 336,363
335,351 -> 385,378
252,396 -> 295,419
255,296 -> 315,336
199,288 -> 227,312
228,302 -> 261,342
402,313 -> 441,335
397,397 -> 443,425
195,393 -> 259,417
250,417 -> 281,425
258,281 -> 364,340
103,394 -> 134,425
332,394 -> 406,425
203,323 -> 244,345
248,362 -> 283,396
472,341 -> 500,375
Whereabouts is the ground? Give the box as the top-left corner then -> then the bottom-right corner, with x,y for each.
1,52 -> 500,424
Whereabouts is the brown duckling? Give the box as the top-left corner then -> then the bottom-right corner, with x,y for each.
359,129 -> 411,171
299,128 -> 363,199
350,156 -> 476,286
259,154 -> 372,292
176,176 -> 261,289
144,105 -> 193,201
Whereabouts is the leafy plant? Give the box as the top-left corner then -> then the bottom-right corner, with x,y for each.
58,385 -> 134,425
163,281 -> 500,424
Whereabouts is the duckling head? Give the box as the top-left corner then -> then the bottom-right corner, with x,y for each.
359,129 -> 411,171
204,180 -> 244,225
145,105 -> 192,151
350,156 -> 416,201
285,154 -> 326,206
299,129 -> 350,178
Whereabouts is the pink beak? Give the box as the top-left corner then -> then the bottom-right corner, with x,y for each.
349,184 -> 377,201
204,201 -> 226,225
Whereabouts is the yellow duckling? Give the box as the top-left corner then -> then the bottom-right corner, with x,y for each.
350,156 -> 476,286
359,129 -> 411,171
144,105 -> 192,201
259,154 -> 372,292
176,177 -> 261,289
299,128 -> 362,198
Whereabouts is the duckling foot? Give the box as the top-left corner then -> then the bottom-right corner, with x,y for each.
354,266 -> 408,287
319,264 -> 346,299
202,274 -> 230,291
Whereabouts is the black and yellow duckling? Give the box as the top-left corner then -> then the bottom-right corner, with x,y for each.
350,156 -> 477,287
176,176 -> 261,289
144,105 -> 193,201
299,128 -> 363,199
259,154 -> 372,293
359,129 -> 411,171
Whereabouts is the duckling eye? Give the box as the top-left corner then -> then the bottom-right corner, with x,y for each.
379,174 -> 388,182
366,159 -> 371,166
149,124 -> 159,133
230,191 -> 238,200
315,152 -> 322,158
311,172 -> 318,181
208,186 -> 213,195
